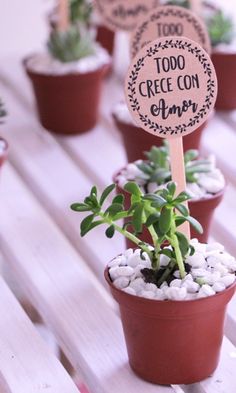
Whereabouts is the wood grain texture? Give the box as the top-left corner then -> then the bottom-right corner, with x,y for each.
0,277 -> 78,393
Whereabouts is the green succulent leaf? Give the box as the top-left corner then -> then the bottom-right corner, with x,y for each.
185,216 -> 203,234
70,203 -> 91,212
175,203 -> 189,217
176,231 -> 189,257
159,207 -> 171,234
80,214 -> 94,236
112,194 -> 124,205
132,204 -> 144,233
124,182 -> 142,197
105,225 -> 115,238
100,184 -> 115,206
105,203 -> 123,216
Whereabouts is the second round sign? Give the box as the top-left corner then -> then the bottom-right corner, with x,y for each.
125,37 -> 217,138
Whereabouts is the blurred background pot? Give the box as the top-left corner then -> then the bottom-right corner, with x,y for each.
24,57 -> 109,135
0,137 -> 8,168
113,113 -> 207,162
212,51 -> 236,110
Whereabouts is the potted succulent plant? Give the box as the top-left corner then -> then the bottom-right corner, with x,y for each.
204,3 -> 236,110
0,100 -> 8,168
49,0 -> 115,56
24,6 -> 110,135
71,181 -> 236,384
113,143 -> 225,245
112,102 -> 208,162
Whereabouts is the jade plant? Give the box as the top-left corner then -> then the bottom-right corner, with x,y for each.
205,9 -> 234,47
71,182 -> 203,285
134,144 -> 213,188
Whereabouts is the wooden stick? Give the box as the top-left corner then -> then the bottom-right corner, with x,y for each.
169,137 -> 190,239
190,0 -> 202,15
57,0 -> 70,32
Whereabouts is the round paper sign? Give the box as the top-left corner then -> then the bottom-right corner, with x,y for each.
94,0 -> 159,32
125,37 -> 217,138
131,6 -> 211,58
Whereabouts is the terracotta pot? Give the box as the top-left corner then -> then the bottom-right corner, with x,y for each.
113,114 -> 207,162
105,266 -> 236,384
114,171 -> 224,247
0,137 -> 9,168
212,51 -> 236,110
24,57 -> 109,135
96,25 -> 115,56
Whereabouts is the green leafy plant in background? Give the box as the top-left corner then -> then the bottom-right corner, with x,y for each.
206,10 -> 234,47
164,0 -> 190,8
71,182 -> 203,285
135,144 -> 213,189
48,25 -> 95,62
70,0 -> 92,25
0,100 -> 7,124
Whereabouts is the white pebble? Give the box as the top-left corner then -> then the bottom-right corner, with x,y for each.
206,242 -> 224,253
113,277 -> 130,289
213,263 -> 228,276
160,254 -> 171,267
124,249 -> 134,258
145,283 -> 157,293
219,275 -> 235,287
160,281 -> 168,289
173,270 -> 181,278
198,284 -> 215,298
123,287 -> 136,296
140,290 -> 156,299
182,280 -> 200,293
166,287 -> 187,301
155,289 -> 167,300
108,259 -> 121,268
170,279 -> 182,288
191,268 -> 209,278
212,282 -> 226,293
186,252 -> 207,268
132,264 -> 147,279
116,266 -> 134,277
129,277 -> 145,292
109,266 -> 120,281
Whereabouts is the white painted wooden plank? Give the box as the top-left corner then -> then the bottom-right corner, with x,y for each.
201,115 -> 236,186
0,72 -> 124,283
0,276 -> 78,393
0,164 -> 173,393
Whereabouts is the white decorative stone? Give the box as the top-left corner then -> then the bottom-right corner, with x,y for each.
123,287 -> 136,296
116,266 -> 134,277
166,287 -> 187,301
109,266 -> 120,281
220,275 -> 235,287
129,277 -> 146,292
160,254 -> 171,267
132,264 -> 147,279
124,249 -> 134,258
197,284 -> 215,298
206,242 -> 224,253
186,252 -> 206,268
140,290 -> 156,299
145,283 -> 157,293
108,258 -> 121,268
182,280 -> 200,293
170,279 -> 182,288
113,277 -> 130,289
212,282 -> 226,293
155,289 -> 166,300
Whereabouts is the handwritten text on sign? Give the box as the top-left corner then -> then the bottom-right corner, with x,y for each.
131,6 -> 211,58
125,37 -> 217,138
95,0 -> 159,31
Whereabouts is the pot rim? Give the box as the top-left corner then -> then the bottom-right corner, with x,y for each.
104,265 -> 236,307
22,54 -> 111,79
112,166 -> 225,205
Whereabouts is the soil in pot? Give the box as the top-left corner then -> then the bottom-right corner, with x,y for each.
105,244 -> 236,384
112,103 -> 207,162
212,51 -> 236,110
24,50 -> 110,135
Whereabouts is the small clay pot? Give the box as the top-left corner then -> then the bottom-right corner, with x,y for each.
212,51 -> 236,110
113,114 -> 207,162
114,171 -> 224,247
24,57 -> 109,135
96,25 -> 115,56
105,266 -> 236,384
0,137 -> 9,168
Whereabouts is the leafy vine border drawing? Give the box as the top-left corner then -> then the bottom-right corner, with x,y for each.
127,39 -> 216,136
